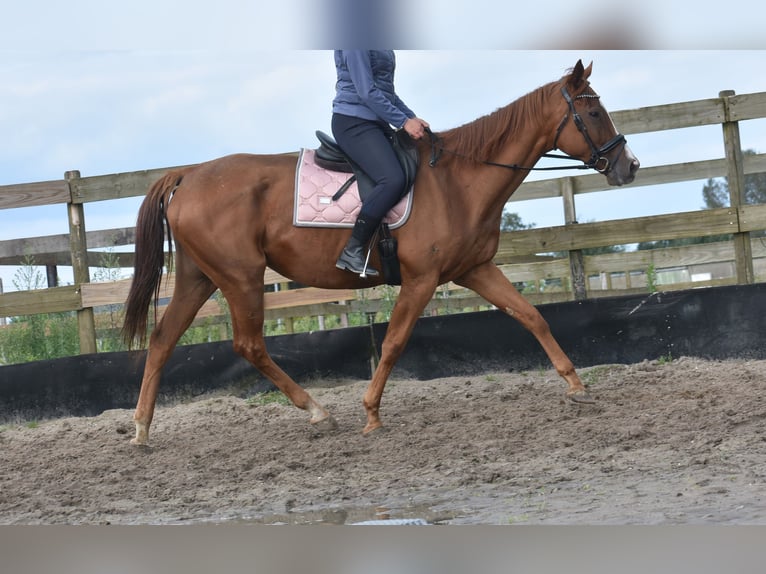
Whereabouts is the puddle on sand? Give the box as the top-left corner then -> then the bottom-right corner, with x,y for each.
216,502 -> 459,526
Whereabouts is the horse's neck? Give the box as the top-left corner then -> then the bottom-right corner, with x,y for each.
440,88 -> 557,209
442,120 -> 551,217
491,127 -> 549,181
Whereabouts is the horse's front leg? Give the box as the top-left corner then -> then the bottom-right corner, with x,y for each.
362,277 -> 439,434
455,261 -> 594,403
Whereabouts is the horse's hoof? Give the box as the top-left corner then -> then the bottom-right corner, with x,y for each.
311,414 -> 338,433
129,437 -> 149,446
362,421 -> 383,435
567,389 -> 595,404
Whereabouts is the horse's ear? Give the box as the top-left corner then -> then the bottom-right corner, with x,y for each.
568,59 -> 593,89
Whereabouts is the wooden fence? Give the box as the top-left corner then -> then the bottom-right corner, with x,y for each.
2,89 -> 766,355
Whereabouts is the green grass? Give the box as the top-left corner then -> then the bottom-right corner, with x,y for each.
646,263 -> 658,293
581,365 -> 613,387
246,391 -> 291,407
657,353 -> 674,365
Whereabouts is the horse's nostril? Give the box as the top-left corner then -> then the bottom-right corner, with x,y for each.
631,159 -> 640,173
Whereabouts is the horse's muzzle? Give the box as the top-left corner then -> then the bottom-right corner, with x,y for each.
606,145 -> 640,186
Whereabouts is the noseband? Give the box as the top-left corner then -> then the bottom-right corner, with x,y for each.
552,86 -> 627,174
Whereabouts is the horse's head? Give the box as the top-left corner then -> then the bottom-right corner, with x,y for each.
552,60 -> 639,186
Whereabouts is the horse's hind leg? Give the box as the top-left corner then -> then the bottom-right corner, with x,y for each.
456,261 -> 593,403
132,255 -> 217,445
224,281 -> 337,431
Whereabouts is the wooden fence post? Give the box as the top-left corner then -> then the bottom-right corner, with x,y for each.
45,265 -> 58,288
66,170 -> 97,354
561,177 -> 587,300
720,90 -> 755,285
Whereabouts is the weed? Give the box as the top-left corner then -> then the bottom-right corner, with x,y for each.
581,365 -> 613,387
646,263 -> 658,293
657,353 -> 674,365
247,391 -> 291,407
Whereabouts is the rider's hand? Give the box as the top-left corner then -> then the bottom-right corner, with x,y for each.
403,117 -> 430,140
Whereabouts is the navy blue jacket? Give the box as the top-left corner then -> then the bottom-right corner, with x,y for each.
332,50 -> 416,129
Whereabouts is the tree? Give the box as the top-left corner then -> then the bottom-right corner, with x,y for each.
12,254 -> 46,291
0,256 -> 78,364
702,150 -> 766,208
500,211 -> 534,231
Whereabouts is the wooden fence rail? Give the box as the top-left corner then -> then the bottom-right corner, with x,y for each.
2,90 -> 766,355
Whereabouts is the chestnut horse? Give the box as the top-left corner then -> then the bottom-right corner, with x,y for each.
122,60 -> 639,445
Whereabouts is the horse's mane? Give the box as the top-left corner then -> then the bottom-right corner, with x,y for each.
439,79 -> 562,164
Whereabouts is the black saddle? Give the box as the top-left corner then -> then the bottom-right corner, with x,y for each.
313,130 -> 419,203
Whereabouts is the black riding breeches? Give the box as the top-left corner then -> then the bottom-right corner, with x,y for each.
331,113 -> 406,221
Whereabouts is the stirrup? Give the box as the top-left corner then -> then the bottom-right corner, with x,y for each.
359,245 -> 374,278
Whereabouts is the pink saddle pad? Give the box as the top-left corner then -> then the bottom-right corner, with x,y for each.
293,149 -> 412,228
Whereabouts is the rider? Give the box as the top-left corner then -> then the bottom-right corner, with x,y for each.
331,50 -> 430,277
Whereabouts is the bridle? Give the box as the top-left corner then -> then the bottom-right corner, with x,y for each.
552,86 -> 627,174
428,85 -> 627,174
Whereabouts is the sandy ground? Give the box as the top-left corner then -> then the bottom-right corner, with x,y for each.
1,356 -> 765,525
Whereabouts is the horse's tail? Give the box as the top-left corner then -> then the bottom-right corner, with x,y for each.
121,171 -> 185,349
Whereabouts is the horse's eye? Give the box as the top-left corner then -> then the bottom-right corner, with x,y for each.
589,111 -> 601,119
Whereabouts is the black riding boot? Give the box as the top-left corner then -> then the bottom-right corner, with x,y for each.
336,217 -> 381,277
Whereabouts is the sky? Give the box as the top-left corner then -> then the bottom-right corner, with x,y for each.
1,2 -> 765,292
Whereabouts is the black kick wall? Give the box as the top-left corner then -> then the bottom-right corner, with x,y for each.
1,284 -> 764,422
